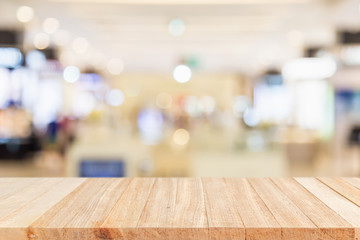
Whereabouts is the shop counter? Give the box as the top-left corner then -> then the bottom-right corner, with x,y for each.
0,178 -> 359,240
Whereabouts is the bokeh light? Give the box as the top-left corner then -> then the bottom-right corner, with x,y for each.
184,96 -> 201,117
63,66 -> 80,83
105,89 -> 124,106
42,18 -> 59,34
243,108 -> 260,127
172,128 -> 190,146
233,96 -> 250,118
107,58 -> 124,75
33,33 -> 50,50
16,6 -> 34,23
168,18 -> 186,37
137,109 -> 164,145
26,50 -> 46,70
0,48 -> 22,68
173,65 -> 191,83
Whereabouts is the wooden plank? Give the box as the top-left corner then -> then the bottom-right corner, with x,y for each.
295,177 -> 360,240
30,178 -> 131,240
100,178 -> 156,239
1,178 -> 360,240
0,178 -> 41,200
248,178 -> 318,239
137,178 -> 208,239
319,178 -> 360,207
0,178 -> 43,219
171,178 -> 207,230
0,178 -> 82,224
343,178 -> 360,191
272,178 -> 355,240
137,178 -> 178,229
225,178 -> 281,240
0,178 -> 85,240
201,178 -> 245,240
0,178 -> 20,192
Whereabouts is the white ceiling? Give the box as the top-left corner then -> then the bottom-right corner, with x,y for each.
1,0 -> 360,75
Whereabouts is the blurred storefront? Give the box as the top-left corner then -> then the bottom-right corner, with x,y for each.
1,0 -> 360,177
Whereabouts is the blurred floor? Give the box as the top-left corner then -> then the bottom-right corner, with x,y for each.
0,158 -> 64,177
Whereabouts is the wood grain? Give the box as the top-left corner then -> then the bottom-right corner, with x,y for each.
272,178 -> 354,240
343,178 -> 360,191
137,178 -> 208,239
202,178 -> 244,240
319,178 -> 360,207
296,177 -> 360,240
31,178 -> 131,239
225,178 -> 281,240
0,178 -> 360,240
248,178 -> 318,240
0,178 -> 85,240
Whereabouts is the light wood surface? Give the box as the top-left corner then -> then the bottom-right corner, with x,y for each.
0,178 -> 360,240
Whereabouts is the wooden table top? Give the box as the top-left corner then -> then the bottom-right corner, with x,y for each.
0,178 -> 360,240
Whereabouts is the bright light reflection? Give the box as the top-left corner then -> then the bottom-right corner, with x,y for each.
63,66 -> 80,83
173,65 -> 191,83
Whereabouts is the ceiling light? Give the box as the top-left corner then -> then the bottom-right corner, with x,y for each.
173,65 -> 191,83
16,6 -> 34,23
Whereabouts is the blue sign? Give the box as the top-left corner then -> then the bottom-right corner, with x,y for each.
80,160 -> 125,177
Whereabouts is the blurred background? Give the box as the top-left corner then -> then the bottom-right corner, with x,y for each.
0,0 -> 360,177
